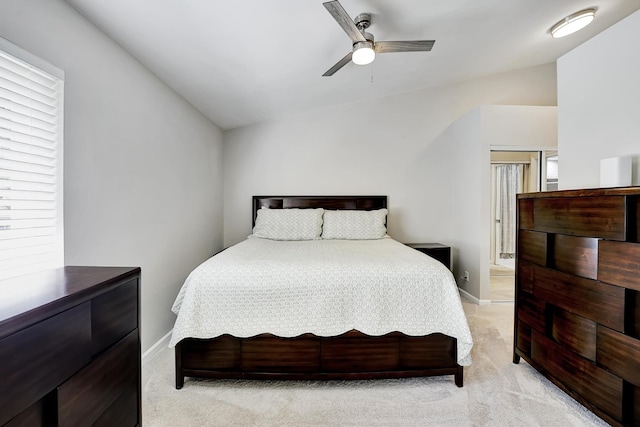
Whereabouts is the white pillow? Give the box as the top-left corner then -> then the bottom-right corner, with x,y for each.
321,209 -> 388,240
251,208 -> 324,240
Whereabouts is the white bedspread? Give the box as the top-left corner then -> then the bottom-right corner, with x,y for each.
170,237 -> 473,366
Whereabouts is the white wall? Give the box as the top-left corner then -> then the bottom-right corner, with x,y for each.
223,64 -> 557,300
558,10 -> 640,189
439,109 -> 482,298
1,0 -> 224,351
442,105 -> 557,302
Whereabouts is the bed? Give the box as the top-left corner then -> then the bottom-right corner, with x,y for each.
171,196 -> 472,389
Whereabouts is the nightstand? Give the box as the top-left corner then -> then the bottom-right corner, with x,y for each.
406,243 -> 451,270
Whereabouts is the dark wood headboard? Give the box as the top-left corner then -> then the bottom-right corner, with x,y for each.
252,196 -> 387,227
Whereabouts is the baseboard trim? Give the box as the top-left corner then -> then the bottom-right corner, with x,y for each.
142,329 -> 172,364
458,288 -> 492,305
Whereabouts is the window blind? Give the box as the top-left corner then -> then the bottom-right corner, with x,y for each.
0,41 -> 64,281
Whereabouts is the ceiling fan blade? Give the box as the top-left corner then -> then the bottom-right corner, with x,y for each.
375,40 -> 436,53
323,1 -> 366,43
322,52 -> 353,76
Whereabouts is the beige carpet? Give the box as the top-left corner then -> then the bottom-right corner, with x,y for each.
143,302 -> 607,426
490,264 -> 515,302
489,264 -> 513,276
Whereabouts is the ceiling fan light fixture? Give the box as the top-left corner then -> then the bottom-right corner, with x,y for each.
352,41 -> 375,65
550,9 -> 596,38
322,0 -> 434,76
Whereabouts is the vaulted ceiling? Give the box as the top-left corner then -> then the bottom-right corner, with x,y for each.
66,0 -> 640,130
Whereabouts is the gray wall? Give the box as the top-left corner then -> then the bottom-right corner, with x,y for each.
1,0 -> 224,352
222,65 -> 557,302
444,105 -> 557,302
558,10 -> 640,189
223,64 -> 557,249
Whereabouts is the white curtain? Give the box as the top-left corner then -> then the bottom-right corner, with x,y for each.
497,164 -> 523,259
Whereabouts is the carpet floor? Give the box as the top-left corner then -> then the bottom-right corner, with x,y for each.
143,302 -> 608,426
490,264 -> 515,302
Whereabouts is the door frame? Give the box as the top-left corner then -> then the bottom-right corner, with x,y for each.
488,146 -> 556,299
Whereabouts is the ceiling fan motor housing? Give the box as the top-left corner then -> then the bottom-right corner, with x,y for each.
353,14 -> 373,47
354,13 -> 371,30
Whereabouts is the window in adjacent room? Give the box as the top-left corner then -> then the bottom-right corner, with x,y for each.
0,38 -> 64,281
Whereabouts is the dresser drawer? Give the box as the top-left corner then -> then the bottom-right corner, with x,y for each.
533,196 -> 626,240
552,235 -> 598,280
92,278 -> 138,356
596,325 -> 640,388
550,308 -> 596,361
533,266 -> 625,332
598,240 -> 640,292
518,230 -> 547,267
532,330 -> 623,422
58,329 -> 139,426
518,198 -> 534,230
516,291 -> 546,335
3,398 -> 47,427
0,304 -> 91,426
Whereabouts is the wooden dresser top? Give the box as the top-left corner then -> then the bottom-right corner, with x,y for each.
518,186 -> 640,199
0,266 -> 140,338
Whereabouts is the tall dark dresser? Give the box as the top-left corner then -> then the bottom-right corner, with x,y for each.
513,187 -> 640,426
0,266 -> 141,426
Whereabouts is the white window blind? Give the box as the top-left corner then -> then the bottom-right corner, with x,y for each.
0,39 -> 64,281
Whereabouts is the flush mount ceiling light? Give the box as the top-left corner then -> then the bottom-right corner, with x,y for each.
550,8 -> 596,38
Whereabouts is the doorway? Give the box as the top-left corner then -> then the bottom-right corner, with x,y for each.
489,149 -> 557,302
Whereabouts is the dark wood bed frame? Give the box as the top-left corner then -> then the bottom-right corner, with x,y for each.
175,196 -> 463,389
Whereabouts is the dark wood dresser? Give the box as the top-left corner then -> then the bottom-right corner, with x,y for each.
514,187 -> 640,426
0,266 -> 141,426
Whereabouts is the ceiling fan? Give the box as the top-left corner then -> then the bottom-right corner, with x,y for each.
322,0 -> 435,76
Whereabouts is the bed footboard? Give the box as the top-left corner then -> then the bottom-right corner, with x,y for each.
175,331 -> 462,389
